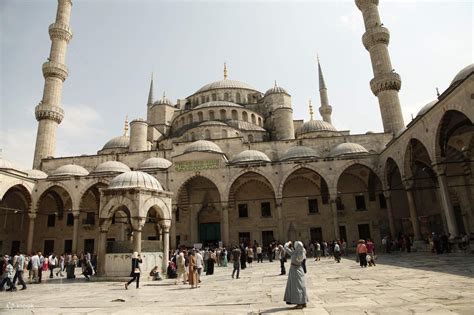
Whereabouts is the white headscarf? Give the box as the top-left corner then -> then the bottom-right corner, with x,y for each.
132,252 -> 138,259
294,241 -> 305,263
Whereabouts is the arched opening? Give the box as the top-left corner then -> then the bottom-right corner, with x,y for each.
188,114 -> 193,124
251,114 -> 256,124
220,109 -> 227,120
242,111 -> 248,122
224,92 -> 229,101
198,111 -> 204,122
236,93 -> 241,103
209,110 -> 215,121
231,109 -> 238,120
36,185 -> 73,255
0,185 -> 31,255
228,172 -> 276,247
337,164 -> 386,245
205,129 -> 211,140
282,168 -> 329,244
176,176 -> 222,247
106,205 -> 134,253
385,158 -> 410,236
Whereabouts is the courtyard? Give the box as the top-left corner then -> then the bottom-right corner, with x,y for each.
1,252 -> 473,314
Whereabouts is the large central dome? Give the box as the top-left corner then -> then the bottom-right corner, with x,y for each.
195,79 -> 258,94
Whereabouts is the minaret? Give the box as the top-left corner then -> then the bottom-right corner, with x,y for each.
308,99 -> 314,120
33,0 -> 73,169
355,0 -> 404,134
317,57 -> 333,124
223,62 -> 228,80
147,73 -> 154,106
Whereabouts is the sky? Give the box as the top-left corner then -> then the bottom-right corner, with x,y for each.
0,0 -> 472,169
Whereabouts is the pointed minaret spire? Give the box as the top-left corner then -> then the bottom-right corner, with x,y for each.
147,73 -> 154,106
123,116 -> 129,136
223,62 -> 228,80
317,56 -> 333,124
274,80 -> 277,87
308,99 -> 314,121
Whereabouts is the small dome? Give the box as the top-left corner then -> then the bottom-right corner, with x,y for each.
154,96 -> 173,106
450,64 -> 474,86
264,85 -> 289,97
50,164 -> 89,177
280,146 -> 320,161
194,101 -> 243,109
329,143 -> 369,157
102,135 -> 129,150
139,157 -> 172,170
92,161 -> 131,174
195,79 -> 257,94
416,100 -> 437,117
0,157 -> 18,170
25,169 -> 48,179
232,150 -> 271,164
184,140 -> 223,154
109,171 -> 162,191
298,120 -> 337,134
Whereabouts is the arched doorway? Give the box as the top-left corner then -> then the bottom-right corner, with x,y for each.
385,158 -> 410,236
282,168 -> 330,244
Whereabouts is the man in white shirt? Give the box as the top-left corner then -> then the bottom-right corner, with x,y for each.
256,245 -> 263,263
29,252 -> 41,283
195,249 -> 203,285
48,254 -> 57,278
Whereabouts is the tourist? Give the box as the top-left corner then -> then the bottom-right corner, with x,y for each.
42,254 -> 49,281
149,266 -> 162,281
206,249 -> 216,275
277,244 -> 286,275
203,248 -> 209,273
308,242 -> 315,258
301,245 -> 307,273
188,250 -> 198,288
240,244 -> 247,270
0,255 -> 15,292
56,253 -> 65,277
256,244 -> 263,263
66,253 -> 76,279
82,256 -> 93,280
125,252 -> 142,289
334,241 -> 341,263
283,241 -> 309,309
176,251 -> 186,284
268,244 -> 274,262
366,239 -> 375,257
356,240 -> 368,268
167,261 -> 177,279
216,248 -> 221,267
195,249 -> 203,283
12,251 -> 27,290
29,252 -> 40,283
314,242 -> 321,261
221,248 -> 228,267
231,246 -> 241,279
247,246 -> 254,266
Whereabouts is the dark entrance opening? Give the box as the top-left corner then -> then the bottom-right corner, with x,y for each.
199,223 -> 221,247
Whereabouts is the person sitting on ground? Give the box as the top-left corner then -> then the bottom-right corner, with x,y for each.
167,261 -> 177,279
149,266 -> 162,280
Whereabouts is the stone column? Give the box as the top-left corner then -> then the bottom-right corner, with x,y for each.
221,203 -> 230,246
434,165 -> 459,237
404,180 -> 421,240
72,211 -> 80,253
383,191 -> 396,239
97,225 -> 108,276
160,219 -> 171,274
133,228 -> 142,254
26,213 -> 37,254
170,206 -> 177,249
190,208 -> 198,245
275,199 -> 284,242
330,198 -> 340,240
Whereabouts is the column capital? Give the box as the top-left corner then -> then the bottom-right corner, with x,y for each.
383,190 -> 391,199
403,179 -> 415,190
275,198 -> 283,208
159,218 -> 171,229
132,217 -> 146,231
28,212 -> 37,220
431,163 -> 447,177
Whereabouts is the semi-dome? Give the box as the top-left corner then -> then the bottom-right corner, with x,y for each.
264,85 -> 289,97
92,161 -> 130,174
25,169 -> 48,179
194,101 -> 243,109
102,135 -> 129,150
139,157 -> 172,170
329,143 -> 369,157
195,79 -> 257,94
232,150 -> 271,164
450,64 -> 474,86
109,171 -> 162,191
416,100 -> 437,117
298,120 -> 337,134
50,164 -> 89,176
183,140 -> 223,154
280,146 -> 320,161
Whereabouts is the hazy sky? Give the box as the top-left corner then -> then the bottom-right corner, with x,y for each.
1,0 -> 472,169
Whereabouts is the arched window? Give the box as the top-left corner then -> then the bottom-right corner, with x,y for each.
212,94 -> 217,101
248,134 -> 254,143
209,110 -> 215,120
258,117 -> 262,126
188,114 -> 193,124
251,114 -> 256,124
200,96 -> 205,104
180,117 -> 185,127
206,96 -> 210,102
205,129 -> 211,139
247,94 -> 252,103
198,111 -> 204,122
222,129 -> 228,138
236,93 -> 241,103
220,109 -> 226,120
224,92 -> 229,101
231,110 -> 238,120
242,111 -> 248,122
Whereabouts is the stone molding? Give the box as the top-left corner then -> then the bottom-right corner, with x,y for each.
42,61 -> 69,81
35,103 -> 64,123
48,22 -> 73,43
362,27 -> 390,50
370,72 -> 401,96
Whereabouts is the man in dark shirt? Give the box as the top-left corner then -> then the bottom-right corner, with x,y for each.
231,247 -> 241,279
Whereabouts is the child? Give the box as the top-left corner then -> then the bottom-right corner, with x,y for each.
366,254 -> 376,267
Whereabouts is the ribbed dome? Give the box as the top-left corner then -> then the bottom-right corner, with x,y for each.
0,157 -> 18,170
195,79 -> 257,94
329,143 -> 369,157
184,140 -> 223,154
154,96 -> 173,106
102,136 -> 129,150
232,150 -> 271,164
92,161 -> 130,174
194,101 -> 243,109
280,146 -> 320,161
264,85 -> 289,97
50,164 -> 89,176
25,169 -> 48,179
109,171 -> 162,191
139,157 -> 172,170
298,120 -> 337,134
416,100 -> 437,117
450,64 -> 474,86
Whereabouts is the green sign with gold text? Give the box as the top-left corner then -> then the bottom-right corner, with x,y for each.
175,160 -> 220,172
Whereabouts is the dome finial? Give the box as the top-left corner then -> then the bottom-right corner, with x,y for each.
274,80 -> 277,87
223,62 -> 228,80
309,99 -> 314,120
123,115 -> 129,136
162,91 -> 166,100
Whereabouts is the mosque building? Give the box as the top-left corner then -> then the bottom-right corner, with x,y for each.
1,0 -> 473,274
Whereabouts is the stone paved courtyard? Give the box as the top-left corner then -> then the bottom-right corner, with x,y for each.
1,253 -> 473,314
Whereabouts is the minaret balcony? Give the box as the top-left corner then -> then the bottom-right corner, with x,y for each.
42,61 -> 69,81
35,103 -> 64,124
370,72 -> 401,96
49,22 -> 73,42
362,26 -> 390,50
